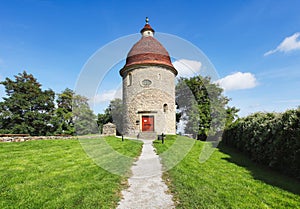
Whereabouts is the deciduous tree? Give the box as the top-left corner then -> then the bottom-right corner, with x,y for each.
176,75 -> 236,140
72,94 -> 98,135
97,98 -> 123,135
0,71 -> 55,135
53,88 -> 75,135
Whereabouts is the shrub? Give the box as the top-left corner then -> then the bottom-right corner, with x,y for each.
222,108 -> 300,179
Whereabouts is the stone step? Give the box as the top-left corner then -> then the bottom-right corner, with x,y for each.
138,132 -> 157,140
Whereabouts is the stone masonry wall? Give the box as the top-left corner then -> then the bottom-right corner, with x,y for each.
122,65 -> 176,136
102,123 -> 116,136
0,135 -> 75,143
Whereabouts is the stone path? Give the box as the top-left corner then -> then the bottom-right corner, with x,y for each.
117,139 -> 175,209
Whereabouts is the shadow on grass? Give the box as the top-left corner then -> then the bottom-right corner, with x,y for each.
218,143 -> 300,195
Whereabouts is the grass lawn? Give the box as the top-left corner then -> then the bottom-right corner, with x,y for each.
0,136 -> 142,209
154,135 -> 300,208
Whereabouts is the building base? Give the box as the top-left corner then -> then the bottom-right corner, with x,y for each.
137,132 -> 157,140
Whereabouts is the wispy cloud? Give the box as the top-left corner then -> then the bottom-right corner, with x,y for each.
264,32 -> 300,56
216,72 -> 258,91
172,59 -> 202,78
92,88 -> 122,104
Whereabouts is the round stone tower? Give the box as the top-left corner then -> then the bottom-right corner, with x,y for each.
120,18 -> 178,138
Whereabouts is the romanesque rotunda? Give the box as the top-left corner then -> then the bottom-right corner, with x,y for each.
120,18 -> 177,138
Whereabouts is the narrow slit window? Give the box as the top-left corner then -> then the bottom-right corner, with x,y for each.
127,73 -> 132,86
157,73 -> 161,80
163,104 -> 168,113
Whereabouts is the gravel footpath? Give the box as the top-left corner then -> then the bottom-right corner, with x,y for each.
117,139 -> 175,209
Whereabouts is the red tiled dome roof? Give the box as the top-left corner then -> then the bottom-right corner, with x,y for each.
120,23 -> 177,76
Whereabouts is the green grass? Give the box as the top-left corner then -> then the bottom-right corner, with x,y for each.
154,135 -> 300,208
0,137 -> 142,209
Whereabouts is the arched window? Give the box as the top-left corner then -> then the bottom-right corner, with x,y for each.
163,104 -> 168,113
127,73 -> 132,86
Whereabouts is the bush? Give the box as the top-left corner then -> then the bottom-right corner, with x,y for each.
222,108 -> 300,179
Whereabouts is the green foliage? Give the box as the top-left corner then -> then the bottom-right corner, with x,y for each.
154,136 -> 300,208
73,95 -> 98,135
176,76 -> 234,139
225,106 -> 240,128
53,88 -> 75,135
0,71 -> 55,135
223,108 -> 300,179
0,72 -> 100,136
108,98 -> 123,134
97,98 -> 123,135
97,112 -> 111,134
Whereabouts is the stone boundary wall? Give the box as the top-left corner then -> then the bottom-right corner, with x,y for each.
0,135 -> 76,143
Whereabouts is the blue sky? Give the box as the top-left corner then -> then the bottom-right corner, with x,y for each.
1,0 -> 300,116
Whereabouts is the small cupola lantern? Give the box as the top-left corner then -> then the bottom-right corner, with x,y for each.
140,17 -> 155,37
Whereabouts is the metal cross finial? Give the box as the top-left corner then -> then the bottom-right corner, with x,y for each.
145,17 -> 149,24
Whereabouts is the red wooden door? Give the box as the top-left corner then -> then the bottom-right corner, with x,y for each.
142,116 -> 154,132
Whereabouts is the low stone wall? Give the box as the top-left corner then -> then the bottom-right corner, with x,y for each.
0,135 -> 76,143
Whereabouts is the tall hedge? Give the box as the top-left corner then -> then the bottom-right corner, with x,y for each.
222,108 -> 300,179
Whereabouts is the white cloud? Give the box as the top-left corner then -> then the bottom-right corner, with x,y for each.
92,88 -> 122,104
172,59 -> 202,78
216,72 -> 258,91
264,32 -> 300,56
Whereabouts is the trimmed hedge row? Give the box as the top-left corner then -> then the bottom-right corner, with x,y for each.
222,108 -> 300,179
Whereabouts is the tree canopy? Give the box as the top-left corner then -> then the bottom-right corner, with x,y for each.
97,98 -> 123,135
73,94 -> 98,135
0,71 -> 98,136
53,88 -> 75,135
176,75 -> 238,140
0,71 -> 55,135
